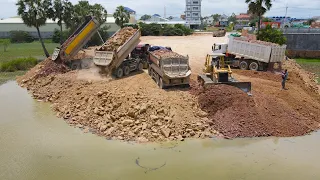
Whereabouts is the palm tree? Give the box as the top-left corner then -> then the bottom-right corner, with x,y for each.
52,0 -> 73,44
113,6 -> 130,28
245,0 -> 272,34
16,0 -> 52,57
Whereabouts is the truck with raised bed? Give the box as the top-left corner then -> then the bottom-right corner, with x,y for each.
51,16 -> 100,69
93,28 -> 143,78
147,49 -> 191,88
212,36 -> 287,71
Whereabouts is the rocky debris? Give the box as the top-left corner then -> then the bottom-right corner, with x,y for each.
234,37 -> 282,47
150,49 -> 187,60
18,71 -> 216,142
97,27 -> 138,51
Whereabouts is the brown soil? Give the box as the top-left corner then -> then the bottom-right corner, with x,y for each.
150,49 -> 186,59
18,69 -> 218,142
192,83 -> 319,138
97,27 -> 137,51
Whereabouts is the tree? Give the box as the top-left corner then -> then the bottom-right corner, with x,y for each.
212,14 -> 221,22
52,0 -> 73,44
113,6 -> 130,28
168,16 -> 174,20
257,25 -> 286,45
307,18 -> 316,25
246,0 -> 272,35
16,0 -> 53,57
228,13 -> 237,24
140,14 -> 151,21
66,1 -> 107,30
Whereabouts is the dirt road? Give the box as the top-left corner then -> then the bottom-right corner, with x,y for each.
18,34 -> 320,141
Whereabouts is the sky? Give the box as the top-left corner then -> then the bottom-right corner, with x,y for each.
1,0 -> 320,19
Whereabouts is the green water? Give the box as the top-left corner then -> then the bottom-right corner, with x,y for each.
0,81 -> 320,180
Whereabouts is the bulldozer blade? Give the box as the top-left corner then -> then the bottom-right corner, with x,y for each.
222,82 -> 252,95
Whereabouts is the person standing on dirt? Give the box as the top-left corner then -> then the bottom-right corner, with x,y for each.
281,69 -> 288,90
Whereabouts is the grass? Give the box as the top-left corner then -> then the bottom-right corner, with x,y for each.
0,71 -> 26,85
0,41 -> 58,63
0,57 -> 37,72
295,58 -> 320,84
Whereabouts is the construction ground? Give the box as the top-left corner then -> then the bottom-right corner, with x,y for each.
17,34 -> 320,143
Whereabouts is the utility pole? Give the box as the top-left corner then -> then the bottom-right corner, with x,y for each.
164,6 -> 166,18
283,4 -> 288,28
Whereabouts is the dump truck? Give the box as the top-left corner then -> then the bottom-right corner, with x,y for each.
51,16 -> 101,69
148,49 -> 191,89
93,28 -> 143,78
212,36 -> 287,71
198,53 -> 252,95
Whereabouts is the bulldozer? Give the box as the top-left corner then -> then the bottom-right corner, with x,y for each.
197,53 -> 252,95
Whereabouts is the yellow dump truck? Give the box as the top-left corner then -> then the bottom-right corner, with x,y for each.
51,16 -> 100,69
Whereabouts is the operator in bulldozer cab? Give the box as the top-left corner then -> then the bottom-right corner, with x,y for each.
211,56 -> 220,69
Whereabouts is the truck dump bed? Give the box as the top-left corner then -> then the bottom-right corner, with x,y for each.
52,16 -> 100,61
93,28 -> 141,71
149,50 -> 191,78
228,37 -> 287,63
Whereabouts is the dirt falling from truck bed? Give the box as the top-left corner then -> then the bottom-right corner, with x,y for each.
192,83 -> 319,138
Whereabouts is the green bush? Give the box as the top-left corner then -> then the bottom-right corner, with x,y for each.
0,57 -> 37,72
138,23 -> 193,36
9,31 -> 34,43
52,29 -> 72,44
0,39 -> 11,52
257,25 -> 287,45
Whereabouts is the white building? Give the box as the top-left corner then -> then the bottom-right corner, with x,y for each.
185,0 -> 201,29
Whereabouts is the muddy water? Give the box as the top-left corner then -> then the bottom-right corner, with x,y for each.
0,81 -> 320,180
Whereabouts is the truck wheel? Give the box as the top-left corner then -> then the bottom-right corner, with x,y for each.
249,62 -> 259,71
123,66 -> 130,76
138,62 -> 143,71
239,61 -> 248,70
71,61 -> 81,70
116,68 -> 123,78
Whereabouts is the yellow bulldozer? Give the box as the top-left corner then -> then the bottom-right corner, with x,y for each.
197,53 -> 252,95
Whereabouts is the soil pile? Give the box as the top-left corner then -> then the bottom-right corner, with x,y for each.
193,83 -> 319,138
18,72 -> 218,142
98,27 -> 137,51
151,49 -> 186,59
234,37 -> 281,46
17,58 -> 69,84
233,70 -> 282,82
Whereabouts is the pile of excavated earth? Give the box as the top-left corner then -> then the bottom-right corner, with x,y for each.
97,27 -> 137,51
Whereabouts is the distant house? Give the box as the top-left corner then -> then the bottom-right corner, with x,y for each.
236,13 -> 250,25
219,14 -> 229,26
124,7 -> 136,15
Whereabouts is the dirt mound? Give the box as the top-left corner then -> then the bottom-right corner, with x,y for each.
234,70 -> 282,82
17,58 -> 69,84
98,27 -> 137,51
194,83 -> 320,138
18,72 -> 218,142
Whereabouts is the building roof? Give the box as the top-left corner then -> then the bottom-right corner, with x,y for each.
124,7 -> 136,13
143,21 -> 186,25
0,16 -> 116,24
236,13 -> 250,20
153,14 -> 161,17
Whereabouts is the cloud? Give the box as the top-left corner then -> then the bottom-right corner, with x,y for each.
1,0 -> 319,19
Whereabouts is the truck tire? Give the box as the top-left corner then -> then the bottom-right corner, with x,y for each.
123,66 -> 130,76
249,62 -> 259,71
116,68 -> 123,78
138,62 -> 143,71
239,61 -> 248,70
148,66 -> 152,76
71,61 -> 81,70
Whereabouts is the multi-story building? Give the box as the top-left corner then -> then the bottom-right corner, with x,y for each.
185,0 -> 201,29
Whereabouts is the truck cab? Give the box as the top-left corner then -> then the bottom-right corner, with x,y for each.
212,43 -> 228,54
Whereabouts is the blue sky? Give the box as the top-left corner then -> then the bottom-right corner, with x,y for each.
1,0 -> 320,19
